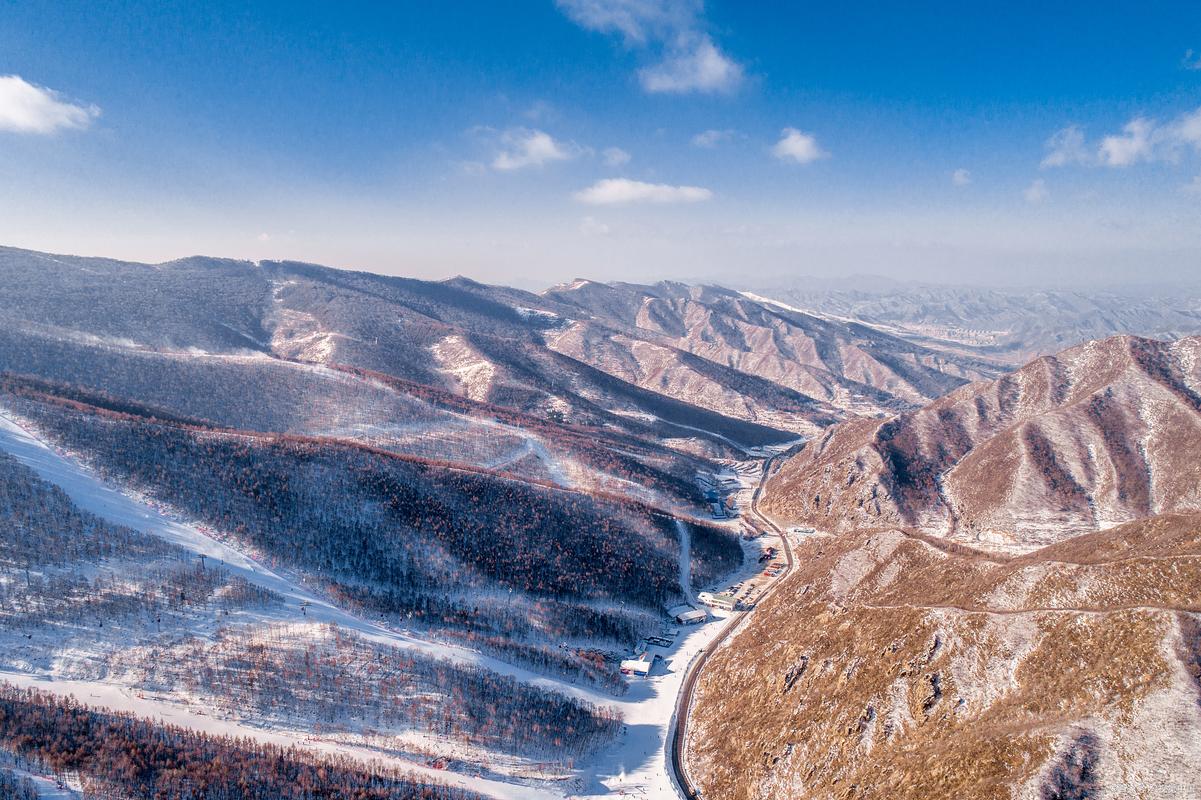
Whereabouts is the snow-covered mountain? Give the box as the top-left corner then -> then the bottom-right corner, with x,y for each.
764,334 -> 1201,550
5,244 -> 1201,799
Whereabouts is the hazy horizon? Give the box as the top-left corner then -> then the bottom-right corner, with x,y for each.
4,2 -> 1201,289
9,241 -> 1201,296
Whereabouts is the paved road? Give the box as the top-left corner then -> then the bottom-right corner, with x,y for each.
667,447 -> 802,800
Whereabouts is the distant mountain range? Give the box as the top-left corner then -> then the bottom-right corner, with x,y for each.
0,247 -> 1008,448
746,278 -> 1201,363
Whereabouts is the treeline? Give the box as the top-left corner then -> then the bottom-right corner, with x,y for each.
128,624 -> 621,759
447,633 -> 626,695
0,768 -> 39,800
331,583 -> 657,647
0,449 -> 171,569
0,683 -> 483,800
333,363 -> 713,503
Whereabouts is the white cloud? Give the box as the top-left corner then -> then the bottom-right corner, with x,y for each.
555,0 -> 691,44
951,168 -> 972,186
639,35 -> 743,94
772,127 -> 826,164
557,0 -> 744,94
602,146 -> 631,166
1174,107 -> 1201,150
491,128 -> 578,170
692,128 -> 735,148
1024,178 -> 1048,204
1184,175 -> 1201,195
1041,125 -> 1089,168
574,177 -> 712,205
1184,49 -> 1201,70
1042,107 -> 1201,170
579,216 -> 612,235
0,75 -> 100,134
1098,117 -> 1156,167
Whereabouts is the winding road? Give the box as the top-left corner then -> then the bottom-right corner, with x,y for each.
667,447 -> 802,800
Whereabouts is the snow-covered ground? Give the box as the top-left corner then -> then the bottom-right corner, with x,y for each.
570,526 -> 785,799
0,409 -> 770,800
569,614 -> 733,799
0,754 -> 79,799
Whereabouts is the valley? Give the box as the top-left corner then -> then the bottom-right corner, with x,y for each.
2,246 -> 1200,799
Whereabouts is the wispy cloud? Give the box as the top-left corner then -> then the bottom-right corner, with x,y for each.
491,128 -> 580,170
556,0 -> 744,94
579,216 -> 612,235
639,36 -> 743,93
691,128 -> 736,148
1024,178 -> 1048,204
602,146 -> 631,166
556,0 -> 691,44
771,127 -> 826,164
951,168 -> 972,186
574,177 -> 712,205
1098,109 -> 1201,166
0,75 -> 100,134
1098,118 -> 1157,167
1041,107 -> 1201,169
1174,107 -> 1201,151
1041,125 -> 1089,168
1184,49 -> 1201,70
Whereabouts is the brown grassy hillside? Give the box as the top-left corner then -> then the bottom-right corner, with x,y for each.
688,513 -> 1201,800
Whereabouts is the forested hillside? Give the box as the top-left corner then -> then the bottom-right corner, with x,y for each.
0,427 -> 628,777
2,381 -> 740,684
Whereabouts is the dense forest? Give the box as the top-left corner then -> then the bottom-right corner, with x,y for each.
0,684 -> 483,800
5,385 -> 738,621
6,390 -> 681,601
0,447 -> 279,677
0,445 -> 277,638
0,448 -> 171,568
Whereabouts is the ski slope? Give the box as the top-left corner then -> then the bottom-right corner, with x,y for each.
0,408 -> 759,799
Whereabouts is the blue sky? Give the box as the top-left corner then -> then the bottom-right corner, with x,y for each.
2,1 -> 1200,287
